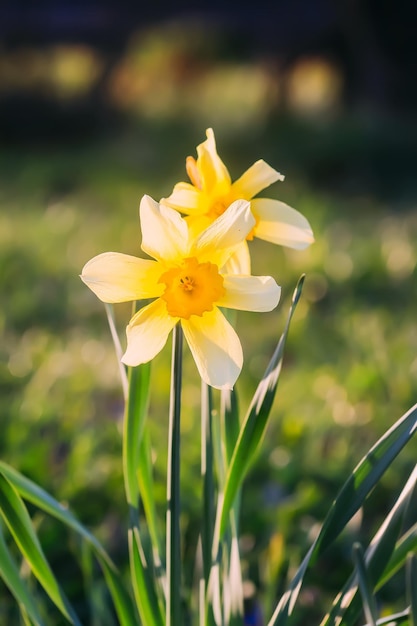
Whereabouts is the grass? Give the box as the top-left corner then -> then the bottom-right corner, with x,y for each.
1,111 -> 417,622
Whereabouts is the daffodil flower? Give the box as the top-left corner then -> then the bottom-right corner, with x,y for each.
162,128 -> 314,273
81,195 -> 281,390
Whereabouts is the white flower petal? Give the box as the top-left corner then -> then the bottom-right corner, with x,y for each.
182,308 -> 243,390
222,241 -> 251,275
192,200 -> 255,263
218,275 -> 281,312
140,195 -> 188,262
232,160 -> 284,199
122,299 -> 177,366
197,128 -> 231,193
81,252 -> 163,302
161,182 -> 206,215
252,198 -> 314,249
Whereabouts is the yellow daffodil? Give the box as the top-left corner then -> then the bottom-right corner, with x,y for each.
162,128 -> 314,272
81,195 -> 281,390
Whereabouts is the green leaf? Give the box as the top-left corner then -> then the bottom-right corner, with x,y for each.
353,542 -> 378,626
361,609 -> 410,625
123,360 -> 166,625
129,527 -> 164,626
407,553 -> 417,626
0,461 -> 138,626
137,426 -> 164,577
221,387 -> 240,467
166,324 -> 183,626
123,362 -> 151,509
0,473 -> 80,625
215,276 -> 304,545
321,464 -> 417,625
268,401 -> 417,626
0,523 -> 45,626
378,522 -> 417,588
201,382 -> 215,588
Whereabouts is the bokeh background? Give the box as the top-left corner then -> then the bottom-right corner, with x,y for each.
1,1 -> 417,623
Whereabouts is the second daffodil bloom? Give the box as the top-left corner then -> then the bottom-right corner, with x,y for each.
81,195 -> 281,390
162,128 -> 314,272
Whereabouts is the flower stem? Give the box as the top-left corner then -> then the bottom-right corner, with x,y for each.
201,382 -> 214,588
166,323 -> 183,626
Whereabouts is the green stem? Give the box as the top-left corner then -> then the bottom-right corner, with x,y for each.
201,382 -> 214,589
166,323 -> 183,626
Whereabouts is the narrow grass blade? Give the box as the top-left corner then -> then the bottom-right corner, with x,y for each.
378,522 -> 417,588
224,520 -> 244,621
166,323 -> 183,626
360,609 -> 410,625
0,461 -> 138,626
122,360 -> 166,624
407,553 -> 417,625
201,382 -> 215,590
221,388 -> 240,467
123,362 -> 151,509
104,302 -> 128,400
353,542 -> 378,626
321,464 -> 417,625
128,527 -> 164,626
0,473 -> 81,625
310,405 -> 417,561
137,426 -> 164,578
268,402 -> 417,626
0,524 -> 45,626
215,276 -> 304,547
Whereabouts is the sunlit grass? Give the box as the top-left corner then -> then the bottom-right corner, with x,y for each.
1,109 -> 417,621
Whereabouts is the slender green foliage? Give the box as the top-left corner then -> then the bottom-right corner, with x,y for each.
214,276 -> 304,552
353,542 -> 378,626
0,473 -> 81,625
0,462 -> 138,626
268,402 -> 417,626
166,323 -> 183,626
0,523 -> 44,626
123,359 -> 165,626
201,382 -> 215,590
407,553 -> 417,625
321,464 -> 417,625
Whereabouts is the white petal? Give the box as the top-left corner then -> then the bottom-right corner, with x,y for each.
221,241 -> 251,275
251,198 -> 314,249
140,195 -> 188,262
81,252 -> 163,302
122,299 -> 177,366
192,200 -> 255,263
161,182 -> 207,216
231,160 -> 284,199
218,275 -> 281,312
197,128 -> 231,193
182,308 -> 243,390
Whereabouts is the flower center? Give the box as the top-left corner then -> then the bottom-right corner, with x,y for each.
159,257 -> 225,319
207,199 -> 227,219
206,199 -> 259,240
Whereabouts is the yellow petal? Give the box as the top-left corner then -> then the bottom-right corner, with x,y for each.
221,241 -> 251,275
140,195 -> 188,262
182,308 -> 243,390
251,198 -> 314,249
231,159 -> 284,199
161,182 -> 208,216
122,299 -> 177,366
197,128 -> 231,195
192,200 -> 255,265
81,252 -> 164,302
218,275 -> 281,312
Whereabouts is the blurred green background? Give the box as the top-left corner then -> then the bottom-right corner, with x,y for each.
1,3 -> 417,623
